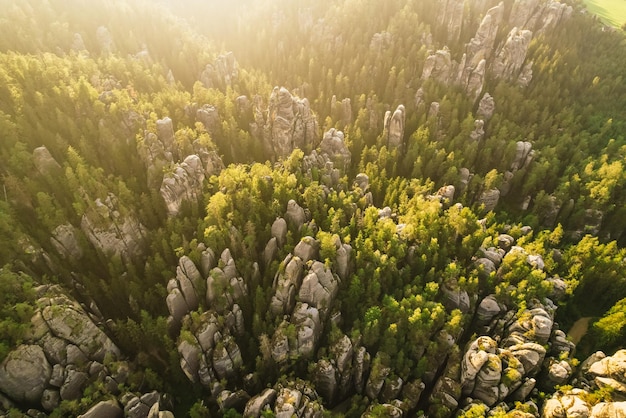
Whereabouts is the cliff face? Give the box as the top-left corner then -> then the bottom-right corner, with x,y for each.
422,0 -> 573,101
251,86 -> 320,160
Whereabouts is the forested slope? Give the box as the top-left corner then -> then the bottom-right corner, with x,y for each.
0,0 -> 626,417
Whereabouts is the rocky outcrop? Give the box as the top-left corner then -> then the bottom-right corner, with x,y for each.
196,104 -> 220,134
437,0 -> 466,43
383,105 -> 406,149
0,345 -> 51,404
78,399 -> 123,418
286,200 -> 307,230
422,48 -> 454,84
33,146 -> 61,175
270,255 -> 305,316
80,193 -> 147,262
160,155 -> 206,217
492,28 -> 533,82
319,128 -> 351,171
477,93 -> 495,121
255,86 -> 319,159
272,381 -> 324,417
50,223 -> 83,261
298,261 -> 340,318
0,286 -> 124,413
466,2 -> 505,67
511,141 -> 534,171
200,52 -> 238,89
510,0 -> 572,33
478,188 -> 500,212
244,388 -> 277,417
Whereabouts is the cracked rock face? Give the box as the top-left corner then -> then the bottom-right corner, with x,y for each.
257,86 -> 319,160
0,287 -> 123,411
33,146 -> 61,175
80,193 -> 147,262
492,28 -> 533,82
160,155 -> 206,217
319,128 -> 351,171
467,2 -> 505,67
0,345 -> 51,404
383,105 -> 406,149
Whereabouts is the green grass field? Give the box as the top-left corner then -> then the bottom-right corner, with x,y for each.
583,0 -> 626,28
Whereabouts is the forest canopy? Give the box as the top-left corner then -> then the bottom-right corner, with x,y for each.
0,0 -> 626,417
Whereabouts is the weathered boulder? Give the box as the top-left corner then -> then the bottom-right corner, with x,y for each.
437,0 -> 465,43
511,141 -> 534,171
286,200 -> 306,229
261,86 -> 319,159
478,188 -> 500,212
292,303 -> 322,358
422,48 -> 454,84
160,155 -> 206,217
508,306 -> 553,344
294,236 -> 320,263
319,128 -> 351,170
271,255 -> 304,315
442,280 -> 470,313
274,387 -> 303,418
475,259 -> 496,286
542,359 -> 572,389
477,297 -> 502,326
335,242 -> 352,281
590,401 -> 626,418
298,261 -> 339,317
462,337 -> 498,390
244,388 -> 277,418
507,342 -> 546,376
196,104 -> 220,134
467,2 -> 505,66
41,301 -> 120,362
353,346 -> 370,394
217,390 -> 250,413
313,359 -> 337,405
466,59 -> 487,102
0,345 -> 51,404
166,288 -> 188,324
588,349 -> 626,380
492,28 -> 533,82
477,92 -> 495,121
50,224 -> 83,261
78,399 -> 123,418
33,146 -> 61,175
271,217 -> 288,247
383,105 -> 406,149
354,173 -> 370,192
81,193 -> 147,262
60,368 -> 89,401
156,117 -> 175,150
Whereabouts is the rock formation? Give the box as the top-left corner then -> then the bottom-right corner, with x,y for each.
196,104 -> 220,134
200,52 -> 238,89
255,86 -> 319,160
318,128 -> 351,171
492,28 -> 533,82
33,146 -> 61,176
0,286 -> 128,412
160,155 -> 206,217
80,193 -> 147,262
383,105 -> 406,149
466,2 -> 505,67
